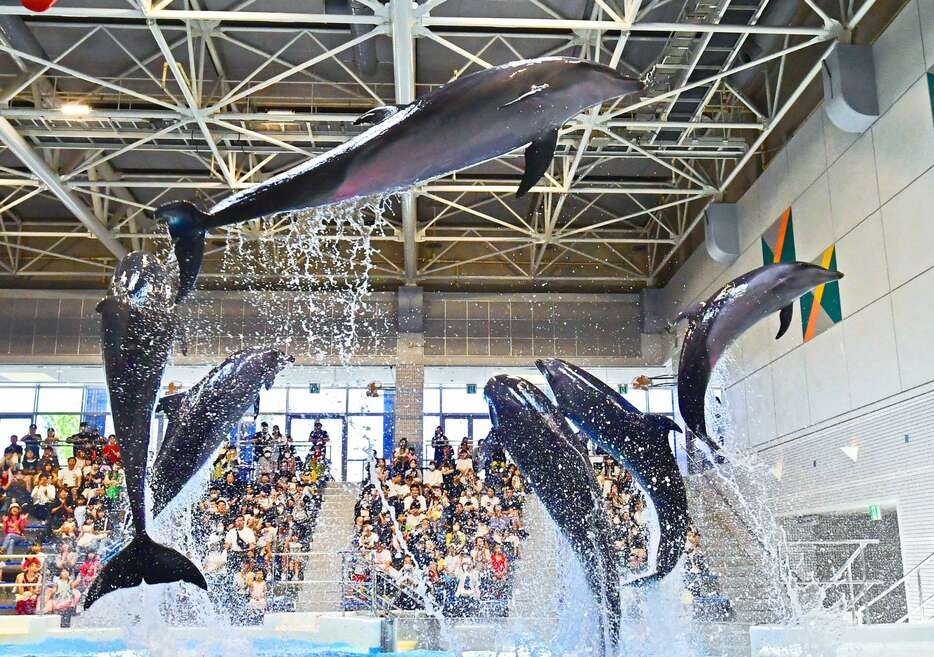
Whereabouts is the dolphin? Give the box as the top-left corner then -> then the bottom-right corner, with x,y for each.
537,358 -> 688,582
149,347 -> 293,516
483,375 -> 621,651
674,262 -> 843,450
86,252 -> 206,608
155,57 -> 642,301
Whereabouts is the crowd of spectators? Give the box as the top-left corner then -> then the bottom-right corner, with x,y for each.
188,421 -> 329,624
348,428 -> 528,617
594,456 -> 651,574
0,422 -> 126,619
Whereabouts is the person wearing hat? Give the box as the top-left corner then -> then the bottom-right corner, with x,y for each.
1,502 -> 29,554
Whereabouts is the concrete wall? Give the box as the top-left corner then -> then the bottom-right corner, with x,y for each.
0,289 -> 671,368
659,1 -> 934,616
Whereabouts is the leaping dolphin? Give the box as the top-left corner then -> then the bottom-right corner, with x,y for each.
483,375 -> 621,651
86,252 -> 207,608
150,347 -> 293,516
675,262 -> 843,450
537,358 -> 688,582
155,57 -> 642,301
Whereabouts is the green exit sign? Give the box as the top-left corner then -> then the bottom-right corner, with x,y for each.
309,383 -> 320,394
466,384 -> 477,394
868,504 -> 881,521
618,384 -> 628,395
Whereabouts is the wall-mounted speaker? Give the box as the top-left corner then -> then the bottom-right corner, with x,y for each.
822,44 -> 879,134
705,203 -> 739,264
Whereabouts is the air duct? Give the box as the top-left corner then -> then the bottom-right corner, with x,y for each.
729,1 -> 803,113
325,0 -> 378,77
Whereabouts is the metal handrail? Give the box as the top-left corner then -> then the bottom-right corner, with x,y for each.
858,548 -> 934,622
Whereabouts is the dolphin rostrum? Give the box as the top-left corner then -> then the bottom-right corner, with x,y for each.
150,347 -> 293,516
483,375 -> 621,651
155,57 -> 642,301
86,252 -> 206,608
537,358 -> 687,582
675,262 -> 843,450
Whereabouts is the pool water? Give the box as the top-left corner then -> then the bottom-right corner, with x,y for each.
0,639 -> 449,657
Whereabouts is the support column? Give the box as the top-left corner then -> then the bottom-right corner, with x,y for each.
394,338 -> 424,461
394,281 -> 425,461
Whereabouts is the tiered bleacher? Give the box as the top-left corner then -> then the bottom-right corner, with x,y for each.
0,415 -> 728,625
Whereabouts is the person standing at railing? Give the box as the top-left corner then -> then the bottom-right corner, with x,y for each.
23,425 -> 40,464
430,426 -> 448,466
309,421 -> 329,453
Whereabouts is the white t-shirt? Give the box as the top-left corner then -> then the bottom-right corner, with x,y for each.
58,466 -> 81,488
479,495 -> 500,513
31,484 -> 56,504
225,526 -> 257,551
422,469 -> 443,487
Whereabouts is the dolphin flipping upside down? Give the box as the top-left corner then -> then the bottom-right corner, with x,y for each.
150,347 -> 293,516
675,262 -> 843,450
537,358 -> 688,582
483,375 -> 622,651
86,252 -> 207,608
156,57 -> 642,301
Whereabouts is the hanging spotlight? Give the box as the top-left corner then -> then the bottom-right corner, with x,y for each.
61,102 -> 92,116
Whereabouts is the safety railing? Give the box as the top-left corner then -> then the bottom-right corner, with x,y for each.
785,539 -> 882,623
859,548 -> 934,624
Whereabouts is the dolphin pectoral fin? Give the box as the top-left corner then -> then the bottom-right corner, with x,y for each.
354,104 -> 409,126
517,128 -> 559,198
776,303 -> 794,339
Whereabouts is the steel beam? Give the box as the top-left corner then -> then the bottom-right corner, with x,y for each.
390,0 -> 418,285
0,118 -> 127,259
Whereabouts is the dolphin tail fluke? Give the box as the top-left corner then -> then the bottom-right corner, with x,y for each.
156,200 -> 209,303
84,533 -> 207,609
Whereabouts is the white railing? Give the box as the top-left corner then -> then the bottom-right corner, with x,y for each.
859,549 -> 934,624
786,539 -> 881,623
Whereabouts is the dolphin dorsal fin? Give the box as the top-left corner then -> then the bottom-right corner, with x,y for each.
155,392 -> 186,423
354,104 -> 409,126
517,128 -> 559,198
776,303 -> 794,339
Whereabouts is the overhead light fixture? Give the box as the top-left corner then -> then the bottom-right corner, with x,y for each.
61,102 -> 91,116
266,109 -> 294,116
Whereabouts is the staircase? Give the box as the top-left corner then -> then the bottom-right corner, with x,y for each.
687,466 -> 796,657
297,482 -> 359,612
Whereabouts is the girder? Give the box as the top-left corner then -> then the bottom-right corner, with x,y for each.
0,0 -> 888,290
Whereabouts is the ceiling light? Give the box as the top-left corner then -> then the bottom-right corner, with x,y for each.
61,103 -> 91,116
266,110 -> 294,116
0,372 -> 57,382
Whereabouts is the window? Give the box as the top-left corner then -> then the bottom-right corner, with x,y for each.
37,387 -> 84,413
647,388 -> 673,414
423,388 -> 440,414
348,388 -> 383,414
289,387 -> 346,414
0,387 -> 36,414
258,387 -> 287,414
440,387 -> 488,414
